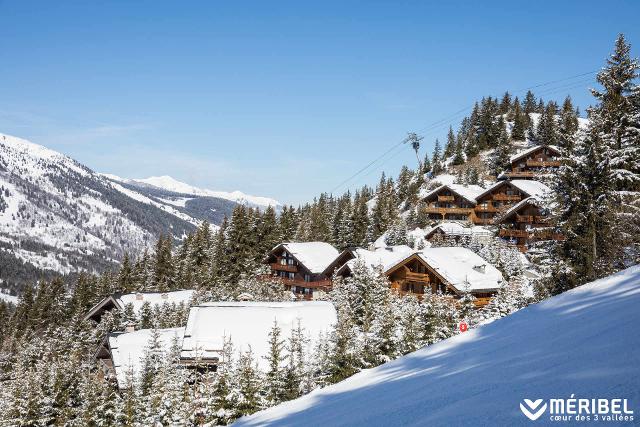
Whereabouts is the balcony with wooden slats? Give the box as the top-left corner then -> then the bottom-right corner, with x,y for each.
437,195 -> 455,202
424,206 -> 474,215
505,171 -> 538,178
499,228 -> 530,238
492,193 -> 521,201
516,215 -> 534,223
271,262 -> 298,273
526,159 -> 561,167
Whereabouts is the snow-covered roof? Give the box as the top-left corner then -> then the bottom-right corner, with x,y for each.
336,245 -> 416,276
84,290 -> 195,321
108,327 -> 184,388
270,242 -> 340,274
425,223 -> 493,238
117,290 -> 195,312
416,248 -> 504,292
509,144 -> 561,163
180,301 -> 336,369
421,184 -> 486,204
476,179 -> 551,200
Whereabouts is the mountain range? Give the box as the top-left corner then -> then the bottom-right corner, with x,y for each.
0,132 -> 280,295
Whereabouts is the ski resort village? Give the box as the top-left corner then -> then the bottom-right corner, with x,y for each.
0,3 -> 639,426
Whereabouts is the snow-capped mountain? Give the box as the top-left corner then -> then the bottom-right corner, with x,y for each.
0,132 -> 278,291
104,174 -> 281,212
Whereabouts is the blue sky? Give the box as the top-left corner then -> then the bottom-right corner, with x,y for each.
1,1 -> 639,205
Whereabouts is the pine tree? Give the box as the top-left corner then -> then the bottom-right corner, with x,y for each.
491,124 -> 512,175
559,96 -> 580,151
444,126 -> 456,158
264,321 -> 287,406
511,101 -> 527,141
431,139 -> 444,175
535,101 -> 560,146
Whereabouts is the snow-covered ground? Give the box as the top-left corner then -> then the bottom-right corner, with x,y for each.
236,265 -> 640,426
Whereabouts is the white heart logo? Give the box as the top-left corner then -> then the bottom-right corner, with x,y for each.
520,399 -> 547,421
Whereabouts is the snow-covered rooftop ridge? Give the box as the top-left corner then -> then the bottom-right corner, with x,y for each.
108,327 -> 184,388
476,179 -> 551,200
107,174 -> 281,209
421,183 -> 486,203
416,247 -> 504,292
181,301 -> 336,370
276,242 -> 340,274
116,289 -> 195,313
509,144 -> 561,163
236,265 -> 640,426
338,245 -> 416,274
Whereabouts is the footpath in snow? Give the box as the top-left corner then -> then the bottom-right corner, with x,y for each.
235,265 -> 640,426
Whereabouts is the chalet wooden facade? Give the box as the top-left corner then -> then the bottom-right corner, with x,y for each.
472,180 -> 551,225
84,290 -> 195,324
336,247 -> 504,307
421,184 -> 484,222
496,197 -> 563,252
263,242 -> 339,299
505,145 -> 562,179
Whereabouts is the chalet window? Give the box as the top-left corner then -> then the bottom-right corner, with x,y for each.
288,272 -> 295,279
304,274 -> 311,282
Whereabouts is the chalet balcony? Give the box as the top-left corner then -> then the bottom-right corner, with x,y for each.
516,215 -> 534,223
276,277 -> 332,288
270,263 -> 298,273
402,271 -> 431,283
475,205 -> 499,212
492,193 -> 521,201
526,159 -> 561,167
424,206 -> 474,216
505,171 -> 537,178
473,297 -> 493,307
499,228 -> 530,238
437,195 -> 455,202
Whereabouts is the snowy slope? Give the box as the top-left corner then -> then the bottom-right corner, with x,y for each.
108,174 -> 281,212
236,265 -> 640,426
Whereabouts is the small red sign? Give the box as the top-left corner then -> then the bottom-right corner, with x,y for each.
459,321 -> 468,332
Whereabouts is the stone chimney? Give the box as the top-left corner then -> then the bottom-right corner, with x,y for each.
161,292 -> 168,300
135,292 -> 143,301
124,322 -> 136,333
473,264 -> 486,273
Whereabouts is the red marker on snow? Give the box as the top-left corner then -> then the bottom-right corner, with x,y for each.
459,321 -> 468,332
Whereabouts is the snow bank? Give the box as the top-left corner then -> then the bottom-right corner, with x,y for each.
237,265 -> 640,426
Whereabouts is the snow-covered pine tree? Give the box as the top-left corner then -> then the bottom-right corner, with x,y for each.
491,123 -> 512,176
263,320 -> 287,406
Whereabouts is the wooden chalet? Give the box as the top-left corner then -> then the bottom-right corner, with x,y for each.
336,247 -> 504,307
263,242 -> 339,300
505,145 -> 562,179
84,290 -> 194,323
496,197 -> 563,252
421,184 -> 485,222
472,179 -> 551,225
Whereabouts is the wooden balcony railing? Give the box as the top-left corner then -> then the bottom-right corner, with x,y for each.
499,229 -> 530,238
270,263 -> 297,273
475,205 -> 498,212
404,271 -> 431,282
276,277 -> 333,288
526,159 -> 561,167
437,195 -> 455,202
424,207 -> 474,215
516,215 -> 534,223
506,171 -> 538,178
492,193 -> 521,201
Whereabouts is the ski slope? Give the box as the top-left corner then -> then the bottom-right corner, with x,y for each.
236,265 -> 640,426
